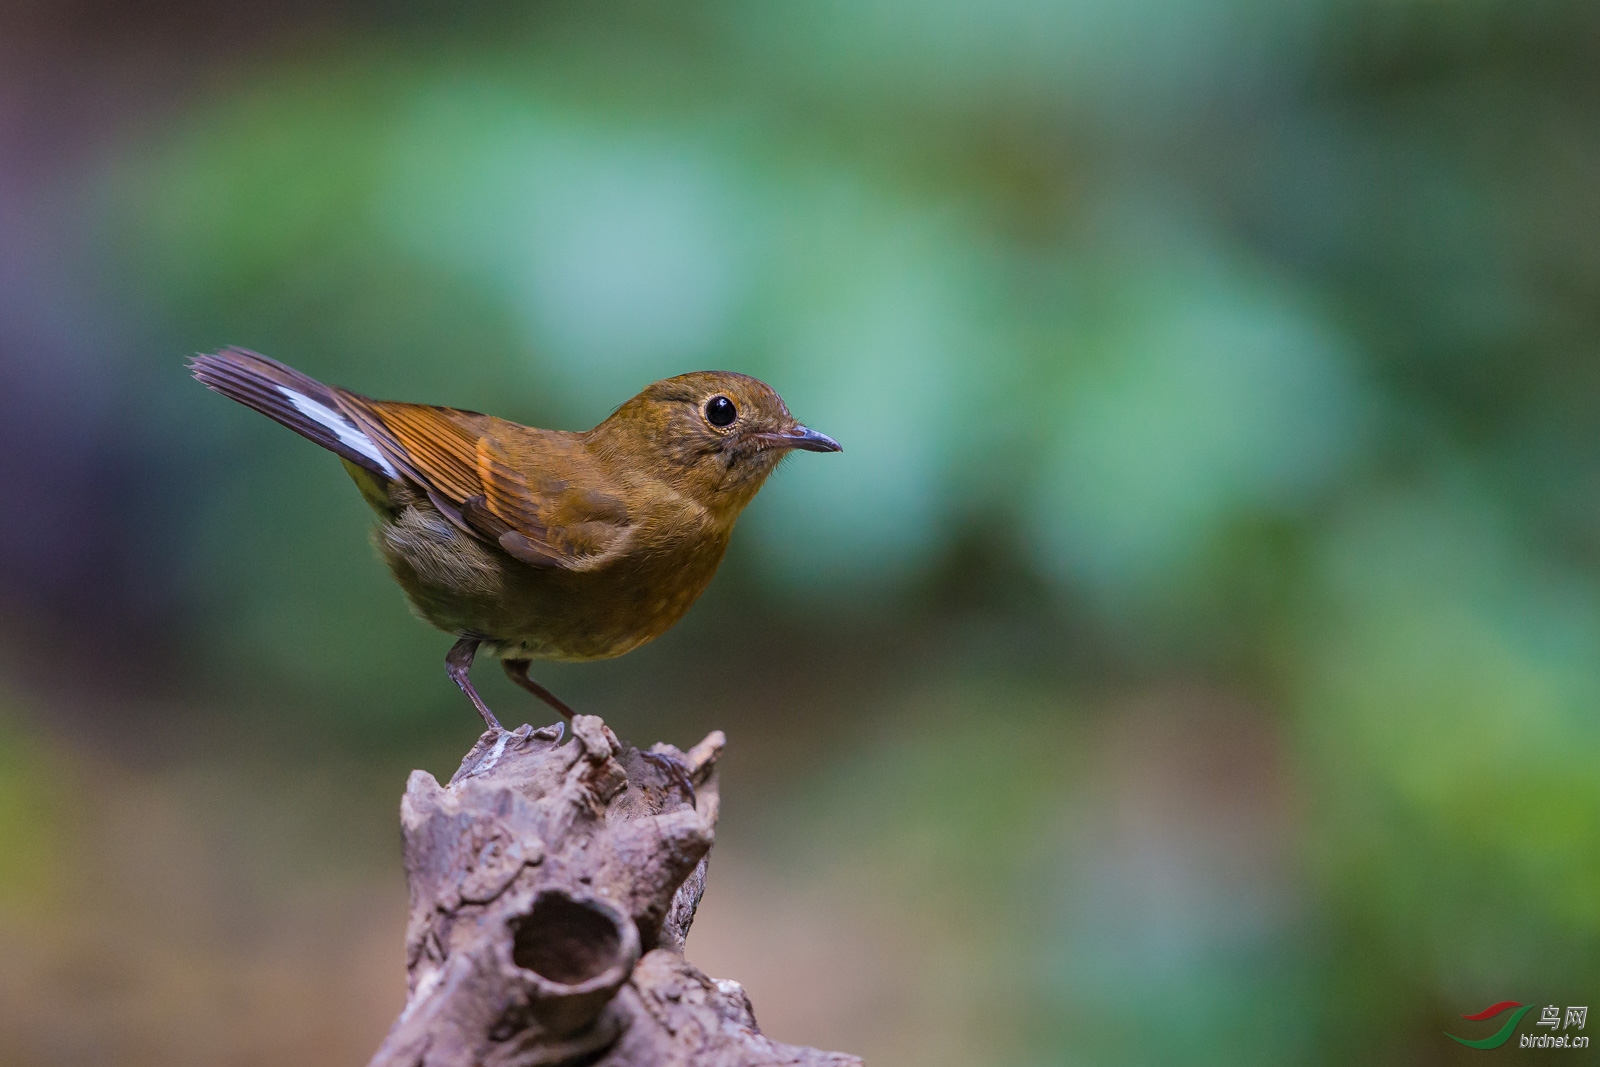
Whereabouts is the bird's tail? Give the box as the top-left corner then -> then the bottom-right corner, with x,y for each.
189,347 -> 399,479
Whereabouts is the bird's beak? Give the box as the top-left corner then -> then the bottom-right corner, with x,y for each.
763,425 -> 842,453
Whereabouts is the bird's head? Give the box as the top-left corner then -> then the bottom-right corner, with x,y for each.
591,370 -> 841,515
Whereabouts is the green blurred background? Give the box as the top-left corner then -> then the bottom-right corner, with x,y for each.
1,1 -> 1597,1063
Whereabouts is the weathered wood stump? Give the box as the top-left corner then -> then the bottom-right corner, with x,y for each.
368,714 -> 861,1067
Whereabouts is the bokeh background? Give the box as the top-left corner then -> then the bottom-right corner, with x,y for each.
2,1 -> 1598,1064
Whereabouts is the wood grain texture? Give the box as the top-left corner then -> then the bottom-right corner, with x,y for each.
367,716 -> 861,1067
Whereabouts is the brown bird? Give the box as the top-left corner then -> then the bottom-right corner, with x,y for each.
191,347 -> 840,732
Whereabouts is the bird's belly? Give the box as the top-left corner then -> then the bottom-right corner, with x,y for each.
375,505 -> 724,662
488,556 -> 720,661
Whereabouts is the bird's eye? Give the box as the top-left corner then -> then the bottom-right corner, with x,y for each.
704,395 -> 737,427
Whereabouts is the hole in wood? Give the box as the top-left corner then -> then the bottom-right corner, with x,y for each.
512,892 -> 624,986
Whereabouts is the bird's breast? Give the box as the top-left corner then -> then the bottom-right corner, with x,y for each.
500,526 -> 731,661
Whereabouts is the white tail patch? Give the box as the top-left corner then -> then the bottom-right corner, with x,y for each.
278,386 -> 399,478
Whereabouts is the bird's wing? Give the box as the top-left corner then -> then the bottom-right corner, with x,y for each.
339,397 -> 635,571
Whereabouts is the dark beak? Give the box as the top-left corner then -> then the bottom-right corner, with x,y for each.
764,425 -> 842,453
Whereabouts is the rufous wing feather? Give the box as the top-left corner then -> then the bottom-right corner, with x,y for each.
341,398 -> 632,571
474,433 -> 634,570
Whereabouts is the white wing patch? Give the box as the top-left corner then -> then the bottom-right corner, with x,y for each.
278,386 -> 399,478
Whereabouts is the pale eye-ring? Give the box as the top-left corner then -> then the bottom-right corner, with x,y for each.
705,395 -> 737,427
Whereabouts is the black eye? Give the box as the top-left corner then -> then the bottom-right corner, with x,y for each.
705,395 -> 737,427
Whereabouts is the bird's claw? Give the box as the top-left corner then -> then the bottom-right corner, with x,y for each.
641,749 -> 696,803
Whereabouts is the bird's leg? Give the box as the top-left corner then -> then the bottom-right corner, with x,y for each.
501,658 -> 693,801
446,637 -> 503,732
501,658 -> 580,720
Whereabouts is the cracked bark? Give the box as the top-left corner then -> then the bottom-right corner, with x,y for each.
367,714 -> 861,1067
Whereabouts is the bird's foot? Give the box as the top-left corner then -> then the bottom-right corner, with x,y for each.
641,749 -> 697,804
